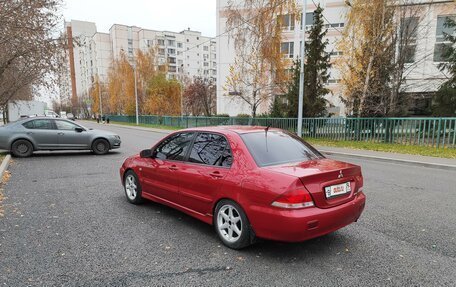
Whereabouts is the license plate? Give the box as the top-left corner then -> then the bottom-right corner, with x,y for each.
325,182 -> 351,198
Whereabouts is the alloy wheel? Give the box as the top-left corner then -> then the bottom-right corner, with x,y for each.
125,175 -> 137,200
217,205 -> 242,243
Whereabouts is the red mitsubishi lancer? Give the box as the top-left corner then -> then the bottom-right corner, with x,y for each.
120,126 -> 366,249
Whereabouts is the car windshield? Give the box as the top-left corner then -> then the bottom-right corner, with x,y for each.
241,130 -> 324,167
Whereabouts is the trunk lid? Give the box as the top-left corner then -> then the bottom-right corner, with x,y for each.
264,158 -> 362,208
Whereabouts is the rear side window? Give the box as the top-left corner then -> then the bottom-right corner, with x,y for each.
155,132 -> 194,161
22,121 -> 35,129
22,119 -> 54,130
241,131 -> 323,167
188,133 -> 233,167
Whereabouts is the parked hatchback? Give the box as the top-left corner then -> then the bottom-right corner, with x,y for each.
0,117 -> 121,157
120,126 -> 365,249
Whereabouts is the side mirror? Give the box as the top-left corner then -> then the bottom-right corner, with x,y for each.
75,127 -> 84,133
140,149 -> 153,158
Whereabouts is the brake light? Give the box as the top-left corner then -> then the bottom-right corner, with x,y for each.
271,189 -> 314,209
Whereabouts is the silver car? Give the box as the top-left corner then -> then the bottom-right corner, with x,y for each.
0,117 -> 121,157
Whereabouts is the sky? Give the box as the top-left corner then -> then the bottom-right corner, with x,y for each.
62,0 -> 217,36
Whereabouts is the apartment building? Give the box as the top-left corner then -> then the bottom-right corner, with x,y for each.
108,24 -> 217,81
60,20 -> 216,113
216,0 -> 456,116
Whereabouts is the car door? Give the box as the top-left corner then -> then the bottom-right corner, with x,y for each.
55,120 -> 90,149
178,132 -> 233,216
140,132 -> 195,204
22,119 -> 60,149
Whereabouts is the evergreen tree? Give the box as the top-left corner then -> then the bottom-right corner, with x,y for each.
284,60 -> 301,117
434,17 -> 456,116
269,95 -> 285,117
303,4 -> 331,117
283,5 -> 331,118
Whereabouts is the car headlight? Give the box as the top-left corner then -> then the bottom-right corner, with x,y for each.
111,135 -> 121,140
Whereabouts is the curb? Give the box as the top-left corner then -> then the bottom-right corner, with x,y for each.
320,150 -> 456,171
0,154 -> 11,184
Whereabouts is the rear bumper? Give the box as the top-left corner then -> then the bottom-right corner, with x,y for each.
248,192 -> 366,242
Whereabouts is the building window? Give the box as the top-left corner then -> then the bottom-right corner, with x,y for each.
281,42 -> 294,58
168,40 -> 175,46
436,15 -> 455,43
177,42 -> 183,48
168,48 -> 176,55
168,57 -> 176,64
400,17 -> 419,63
169,66 -> 177,73
279,14 -> 294,30
434,43 -> 452,62
300,12 -> 315,29
434,15 -> 455,62
158,48 -> 165,55
186,39 -> 189,42
203,46 -> 209,51
157,39 -> 165,46
204,62 -> 209,67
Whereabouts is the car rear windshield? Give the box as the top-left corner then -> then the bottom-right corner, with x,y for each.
240,131 -> 324,167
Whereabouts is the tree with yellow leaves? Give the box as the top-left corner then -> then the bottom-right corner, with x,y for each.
105,48 -> 181,116
338,0 -> 436,117
224,0 -> 297,117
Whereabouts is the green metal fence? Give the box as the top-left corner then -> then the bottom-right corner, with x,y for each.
107,115 -> 456,148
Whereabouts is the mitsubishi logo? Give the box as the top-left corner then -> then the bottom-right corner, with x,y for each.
338,170 -> 344,179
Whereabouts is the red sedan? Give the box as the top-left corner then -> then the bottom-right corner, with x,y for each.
120,126 -> 366,249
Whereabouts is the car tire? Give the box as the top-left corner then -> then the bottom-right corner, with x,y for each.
92,138 -> 110,155
214,200 -> 253,249
124,170 -> 143,204
11,139 -> 34,158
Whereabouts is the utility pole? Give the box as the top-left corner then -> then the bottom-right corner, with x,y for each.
297,0 -> 306,137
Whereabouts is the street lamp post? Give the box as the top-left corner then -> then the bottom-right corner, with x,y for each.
133,63 -> 139,125
121,48 -> 139,125
97,73 -> 103,122
297,0 -> 306,137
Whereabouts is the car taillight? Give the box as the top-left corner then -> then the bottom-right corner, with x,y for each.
271,189 -> 314,209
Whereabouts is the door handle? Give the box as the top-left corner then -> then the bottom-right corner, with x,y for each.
168,165 -> 179,171
57,132 -> 65,135
209,171 -> 223,178
26,132 -> 33,135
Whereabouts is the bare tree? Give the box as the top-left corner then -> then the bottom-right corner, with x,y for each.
338,0 -> 440,116
0,0 -> 63,121
183,77 -> 216,116
224,0 -> 297,117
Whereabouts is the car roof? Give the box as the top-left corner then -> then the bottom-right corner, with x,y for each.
181,125 -> 283,134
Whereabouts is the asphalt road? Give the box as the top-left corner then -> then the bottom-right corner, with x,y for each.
1,121 -> 455,286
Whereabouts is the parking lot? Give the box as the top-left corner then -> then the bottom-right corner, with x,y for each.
1,121 -> 455,286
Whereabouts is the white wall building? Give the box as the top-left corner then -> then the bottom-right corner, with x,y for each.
216,0 -> 455,117
60,20 -> 216,113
